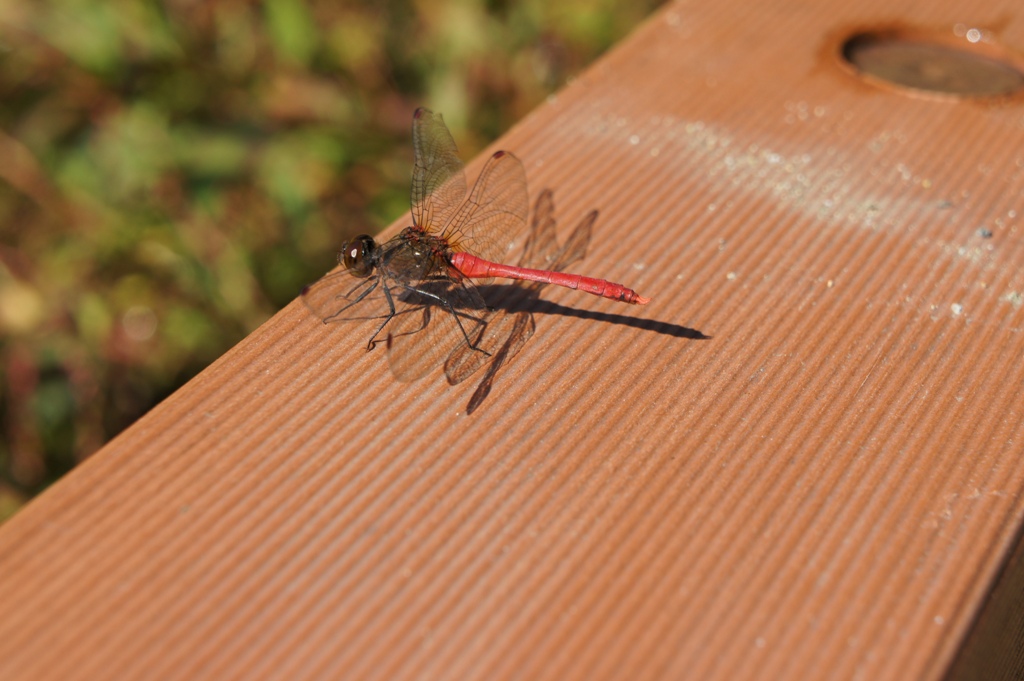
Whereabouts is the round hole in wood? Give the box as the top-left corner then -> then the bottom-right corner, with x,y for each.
841,30 -> 1024,98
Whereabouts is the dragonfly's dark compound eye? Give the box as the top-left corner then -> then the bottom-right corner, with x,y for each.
341,235 -> 376,278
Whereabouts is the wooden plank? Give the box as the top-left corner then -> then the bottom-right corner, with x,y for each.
2,0 -> 1024,678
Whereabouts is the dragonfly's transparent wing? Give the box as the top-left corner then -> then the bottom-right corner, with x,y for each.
519,188 -> 558,270
442,150 -> 529,265
385,274 -> 491,382
301,269 -> 394,324
463,312 -> 535,415
445,189 -> 551,386
547,208 -> 597,274
411,108 -> 467,234
516,188 -> 597,276
445,308 -> 535,389
445,193 -> 600,401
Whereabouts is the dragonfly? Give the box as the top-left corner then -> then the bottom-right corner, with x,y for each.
302,108 -> 649,381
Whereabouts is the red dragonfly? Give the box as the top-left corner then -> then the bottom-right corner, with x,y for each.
302,108 -> 649,381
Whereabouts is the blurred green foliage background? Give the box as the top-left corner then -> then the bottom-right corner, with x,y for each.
0,0 -> 664,521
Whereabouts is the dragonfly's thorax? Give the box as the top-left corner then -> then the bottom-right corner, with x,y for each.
378,227 -> 451,282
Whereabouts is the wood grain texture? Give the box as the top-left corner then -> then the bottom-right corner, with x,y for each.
3,0 -> 1024,679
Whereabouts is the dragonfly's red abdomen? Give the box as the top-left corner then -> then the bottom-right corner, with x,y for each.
450,252 -> 650,305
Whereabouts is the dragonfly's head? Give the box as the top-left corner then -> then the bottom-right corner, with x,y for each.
339,234 -> 378,278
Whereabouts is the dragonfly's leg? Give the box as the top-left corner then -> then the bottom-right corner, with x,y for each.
447,302 -> 491,357
323,278 -> 379,323
366,283 -> 397,351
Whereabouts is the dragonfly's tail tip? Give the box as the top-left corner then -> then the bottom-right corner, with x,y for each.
635,294 -> 651,305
